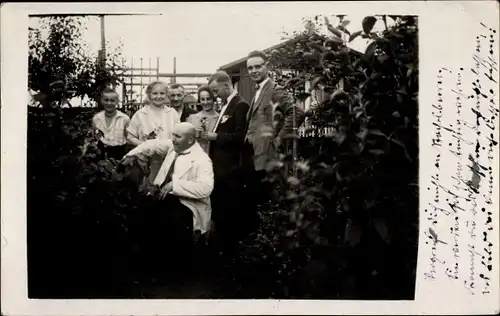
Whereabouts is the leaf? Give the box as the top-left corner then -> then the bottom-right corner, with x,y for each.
329,89 -> 347,101
324,17 -> 343,38
368,149 -> 385,156
373,218 -> 390,243
392,111 -> 401,118
363,42 -> 377,60
349,31 -> 362,42
337,25 -> 351,36
367,129 -> 388,138
377,53 -> 389,63
391,138 -> 413,163
309,75 -> 326,92
265,160 -> 284,172
287,176 -> 301,187
340,19 -> 351,28
307,41 -> 327,53
362,16 -> 377,34
344,219 -> 362,246
324,37 -> 344,49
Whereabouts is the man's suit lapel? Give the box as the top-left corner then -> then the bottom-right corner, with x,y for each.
157,148 -> 176,183
215,95 -> 239,132
249,79 -> 272,120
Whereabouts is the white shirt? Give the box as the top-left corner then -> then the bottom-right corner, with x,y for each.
124,139 -> 214,233
253,77 -> 271,105
213,89 -> 238,132
154,147 -> 192,186
92,110 -> 130,146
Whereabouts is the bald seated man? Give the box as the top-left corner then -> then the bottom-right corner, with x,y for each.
122,122 -> 214,284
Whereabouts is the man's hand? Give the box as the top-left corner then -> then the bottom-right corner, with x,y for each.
120,155 -> 136,167
275,136 -> 281,148
202,132 -> 217,141
158,182 -> 173,200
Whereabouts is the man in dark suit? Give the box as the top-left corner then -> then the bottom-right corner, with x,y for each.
244,50 -> 277,208
169,83 -> 198,122
205,70 -> 252,258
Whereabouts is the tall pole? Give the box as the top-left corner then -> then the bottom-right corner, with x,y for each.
122,57 -> 126,108
172,57 -> 177,84
140,58 -> 143,103
99,15 -> 106,69
130,58 -> 134,104
156,57 -> 160,80
149,57 -> 152,83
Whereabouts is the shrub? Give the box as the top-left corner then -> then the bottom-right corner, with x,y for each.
232,15 -> 419,299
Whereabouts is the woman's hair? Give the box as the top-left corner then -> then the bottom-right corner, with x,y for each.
197,84 -> 216,102
271,87 -> 295,105
145,80 -> 169,96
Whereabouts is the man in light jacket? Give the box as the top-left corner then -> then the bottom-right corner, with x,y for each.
122,122 -> 214,283
244,50 -> 278,207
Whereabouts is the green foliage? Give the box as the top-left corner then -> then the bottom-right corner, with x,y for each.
234,15 -> 419,299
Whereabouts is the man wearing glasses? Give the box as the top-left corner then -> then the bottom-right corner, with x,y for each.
243,50 -> 277,211
169,83 -> 198,122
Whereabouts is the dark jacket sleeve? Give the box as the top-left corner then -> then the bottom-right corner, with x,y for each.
278,103 -> 305,142
215,100 -> 250,147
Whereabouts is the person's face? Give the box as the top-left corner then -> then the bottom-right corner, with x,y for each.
172,128 -> 193,153
208,80 -> 230,100
247,56 -> 269,83
199,91 -> 214,112
101,92 -> 118,112
149,83 -> 168,107
169,88 -> 185,108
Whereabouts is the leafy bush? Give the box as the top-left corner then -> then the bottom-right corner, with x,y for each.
232,15 -> 419,299
27,107 -> 153,297
29,16 -> 124,107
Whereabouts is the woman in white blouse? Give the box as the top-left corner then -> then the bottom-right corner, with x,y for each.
127,81 -> 180,182
92,87 -> 131,160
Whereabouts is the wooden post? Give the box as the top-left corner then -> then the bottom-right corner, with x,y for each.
140,58 -> 143,103
99,15 -> 106,69
121,58 -> 126,108
156,57 -> 160,80
172,57 -> 177,84
130,58 -> 134,104
149,57 -> 152,83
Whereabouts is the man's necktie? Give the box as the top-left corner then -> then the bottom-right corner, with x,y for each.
161,151 -> 187,186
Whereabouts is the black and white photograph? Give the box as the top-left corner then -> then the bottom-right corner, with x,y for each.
1,2 -> 499,315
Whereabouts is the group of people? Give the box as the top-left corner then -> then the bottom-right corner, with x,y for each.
92,50 -> 305,283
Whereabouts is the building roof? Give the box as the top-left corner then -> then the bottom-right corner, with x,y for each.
219,34 -> 363,74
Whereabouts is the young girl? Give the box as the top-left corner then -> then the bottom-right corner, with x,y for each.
187,85 -> 219,154
127,81 -> 180,182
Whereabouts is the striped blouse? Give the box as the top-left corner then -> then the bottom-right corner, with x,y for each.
92,110 -> 130,146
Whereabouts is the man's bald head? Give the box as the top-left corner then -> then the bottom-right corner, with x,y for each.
172,122 -> 197,153
174,122 -> 196,138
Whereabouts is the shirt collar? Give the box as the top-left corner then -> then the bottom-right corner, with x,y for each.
98,110 -> 123,120
257,77 -> 271,90
224,89 -> 238,107
177,143 -> 195,155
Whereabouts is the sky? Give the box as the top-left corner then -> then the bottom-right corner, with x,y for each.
28,2 -> 388,103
